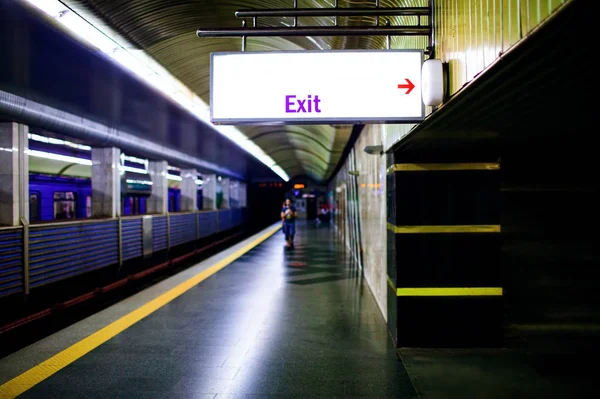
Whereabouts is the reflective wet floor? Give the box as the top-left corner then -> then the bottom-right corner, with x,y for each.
20,222 -> 418,398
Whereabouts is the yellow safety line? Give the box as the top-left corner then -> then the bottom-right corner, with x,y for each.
0,225 -> 281,399
396,287 -> 503,296
387,163 -> 499,174
387,223 -> 501,234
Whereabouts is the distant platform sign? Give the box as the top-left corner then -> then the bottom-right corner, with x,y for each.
210,50 -> 424,125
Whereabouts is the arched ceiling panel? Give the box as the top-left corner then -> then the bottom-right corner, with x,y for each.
61,0 -> 428,182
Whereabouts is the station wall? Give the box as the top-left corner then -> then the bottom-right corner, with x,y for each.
329,0 -> 568,321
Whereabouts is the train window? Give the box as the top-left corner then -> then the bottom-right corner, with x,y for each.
85,196 -> 92,218
53,191 -> 77,220
29,192 -> 40,222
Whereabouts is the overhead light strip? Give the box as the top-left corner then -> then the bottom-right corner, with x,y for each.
27,149 -> 92,165
27,149 -> 203,185
24,0 -> 289,182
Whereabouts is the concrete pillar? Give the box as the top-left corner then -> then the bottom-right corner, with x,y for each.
180,168 -> 197,212
0,122 -> 28,226
386,156 -> 502,347
148,160 -> 168,214
221,177 -> 230,209
202,174 -> 217,210
91,147 -> 121,218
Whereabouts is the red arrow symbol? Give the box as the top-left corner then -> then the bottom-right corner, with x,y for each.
397,78 -> 415,95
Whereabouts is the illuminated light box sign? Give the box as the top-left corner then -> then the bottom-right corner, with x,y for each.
210,50 -> 424,125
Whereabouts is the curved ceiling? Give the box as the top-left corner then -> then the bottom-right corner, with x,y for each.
59,0 -> 428,182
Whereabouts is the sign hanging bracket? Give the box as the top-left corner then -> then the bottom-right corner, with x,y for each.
197,0 -> 435,57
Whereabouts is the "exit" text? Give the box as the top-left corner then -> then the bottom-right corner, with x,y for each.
285,95 -> 322,113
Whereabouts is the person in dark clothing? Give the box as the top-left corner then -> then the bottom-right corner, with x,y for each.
280,198 -> 298,248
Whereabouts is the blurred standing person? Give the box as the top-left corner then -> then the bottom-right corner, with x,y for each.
280,198 -> 298,248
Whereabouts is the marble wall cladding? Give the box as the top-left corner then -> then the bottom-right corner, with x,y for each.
355,124 -> 388,320
331,124 -> 388,320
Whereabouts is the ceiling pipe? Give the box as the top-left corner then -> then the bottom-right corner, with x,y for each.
197,26 -> 430,38
234,7 -> 430,18
0,89 -> 244,180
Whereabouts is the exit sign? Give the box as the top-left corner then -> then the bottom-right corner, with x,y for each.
210,50 -> 424,125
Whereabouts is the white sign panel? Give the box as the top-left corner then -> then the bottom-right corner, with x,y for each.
210,50 -> 424,125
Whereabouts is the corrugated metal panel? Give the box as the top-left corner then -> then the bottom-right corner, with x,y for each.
218,210 -> 231,232
436,0 -> 567,96
198,211 -> 218,238
121,218 -> 142,261
29,221 -> 118,288
169,213 -> 196,247
152,215 -> 168,251
0,228 -> 23,298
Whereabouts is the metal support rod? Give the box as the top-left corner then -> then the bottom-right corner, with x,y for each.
334,0 -> 338,27
196,212 -> 200,241
428,0 -> 435,58
21,217 -> 29,295
198,26 -> 431,37
118,217 -> 123,267
376,0 -> 379,26
386,19 -> 391,49
235,7 -> 430,18
167,213 -> 171,250
241,20 -> 247,51
293,0 -> 297,27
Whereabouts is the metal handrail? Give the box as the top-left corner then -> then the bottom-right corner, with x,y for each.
29,218 -> 118,229
0,225 -> 23,231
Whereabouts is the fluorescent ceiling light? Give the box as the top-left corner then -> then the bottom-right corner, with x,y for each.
29,135 -> 149,172
167,174 -> 182,181
126,179 -> 153,186
123,155 -> 147,166
26,150 -> 204,186
121,165 -> 147,174
28,133 -> 92,151
27,149 -> 93,165
24,0 -> 289,182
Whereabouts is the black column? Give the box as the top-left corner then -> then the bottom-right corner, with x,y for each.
386,158 -> 502,347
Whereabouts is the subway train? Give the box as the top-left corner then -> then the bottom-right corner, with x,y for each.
28,173 -> 203,222
0,144 -> 245,314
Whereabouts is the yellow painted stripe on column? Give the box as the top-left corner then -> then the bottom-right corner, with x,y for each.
396,287 -> 503,296
388,163 -> 499,173
0,224 -> 281,399
387,223 -> 501,233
